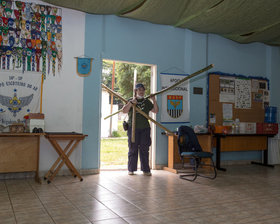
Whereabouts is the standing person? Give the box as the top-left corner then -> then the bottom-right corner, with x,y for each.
122,83 -> 159,176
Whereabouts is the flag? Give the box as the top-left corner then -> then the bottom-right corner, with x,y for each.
0,70 -> 41,126
160,73 -> 189,123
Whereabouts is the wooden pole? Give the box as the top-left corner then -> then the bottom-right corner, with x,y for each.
40,74 -> 44,113
103,64 -> 214,120
101,84 -> 174,135
146,64 -> 214,99
109,61 -> 115,136
104,109 -> 122,120
131,89 -> 136,143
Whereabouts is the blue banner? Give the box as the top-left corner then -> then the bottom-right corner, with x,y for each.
76,57 -> 93,77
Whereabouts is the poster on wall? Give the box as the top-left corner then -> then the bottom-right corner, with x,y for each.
219,76 -> 235,103
160,73 -> 189,123
235,78 -> 251,109
0,70 -> 41,126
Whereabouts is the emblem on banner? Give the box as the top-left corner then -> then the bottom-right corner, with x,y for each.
75,56 -> 93,77
0,89 -> 33,117
167,95 -> 183,118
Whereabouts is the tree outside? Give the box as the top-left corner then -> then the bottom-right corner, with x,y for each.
102,60 -> 151,99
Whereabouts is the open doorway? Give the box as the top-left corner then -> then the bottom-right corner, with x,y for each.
100,59 -> 157,170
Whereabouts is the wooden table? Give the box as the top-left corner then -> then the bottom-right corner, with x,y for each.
44,132 -> 87,183
214,133 -> 274,171
164,133 -> 213,173
0,133 -> 44,183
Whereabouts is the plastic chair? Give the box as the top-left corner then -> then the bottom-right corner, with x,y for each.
177,126 -> 217,181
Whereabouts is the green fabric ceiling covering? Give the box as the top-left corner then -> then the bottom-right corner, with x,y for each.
43,0 -> 280,46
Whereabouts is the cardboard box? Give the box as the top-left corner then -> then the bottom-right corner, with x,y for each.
27,119 -> 45,133
214,125 -> 231,134
28,113 -> 45,119
9,123 -> 25,133
256,123 -> 278,135
239,122 -> 256,134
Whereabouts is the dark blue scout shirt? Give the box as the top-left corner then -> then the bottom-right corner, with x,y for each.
128,98 -> 154,129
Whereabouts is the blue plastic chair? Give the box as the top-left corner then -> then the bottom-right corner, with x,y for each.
177,126 -> 217,181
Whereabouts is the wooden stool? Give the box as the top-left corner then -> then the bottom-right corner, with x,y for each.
44,132 -> 87,183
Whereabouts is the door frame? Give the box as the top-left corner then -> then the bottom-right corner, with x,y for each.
101,59 -> 157,169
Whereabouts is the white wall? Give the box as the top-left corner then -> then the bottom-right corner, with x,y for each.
101,90 -> 118,138
27,1 -> 86,174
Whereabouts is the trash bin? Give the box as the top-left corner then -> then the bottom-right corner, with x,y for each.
268,138 -> 280,165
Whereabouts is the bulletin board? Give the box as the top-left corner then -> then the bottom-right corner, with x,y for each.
207,72 -> 269,126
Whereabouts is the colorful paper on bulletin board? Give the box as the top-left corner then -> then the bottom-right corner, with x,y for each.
235,78 -> 251,109
76,57 -> 93,77
0,70 -> 41,127
219,76 -> 235,103
0,1 -> 62,78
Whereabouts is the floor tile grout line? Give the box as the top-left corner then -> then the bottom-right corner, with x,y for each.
27,180 -> 57,224
4,180 -> 18,224
52,180 -> 130,223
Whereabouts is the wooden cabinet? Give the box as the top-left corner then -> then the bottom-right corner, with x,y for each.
0,133 -> 43,182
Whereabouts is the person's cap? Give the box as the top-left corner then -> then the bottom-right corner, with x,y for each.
135,83 -> 145,90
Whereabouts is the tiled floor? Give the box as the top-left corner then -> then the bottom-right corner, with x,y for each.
1,165 -> 280,224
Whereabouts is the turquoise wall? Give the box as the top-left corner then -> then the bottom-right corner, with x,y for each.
82,14 -> 280,169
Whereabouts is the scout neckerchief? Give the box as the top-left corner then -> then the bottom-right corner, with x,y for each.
0,48 -> 2,69
8,37 -> 15,69
56,16 -> 62,24
46,6 -> 52,15
50,24 -> 56,34
56,39 -> 62,74
5,8 -> 12,18
22,48 -> 27,73
15,18 -> 20,29
15,28 -> 21,46
51,49 -> 57,76
35,49 -> 41,72
57,50 -> 62,74
40,5 -> 46,15
2,26 -> 9,45
27,49 -> 32,71
16,47 -> 22,68
14,10 -> 20,20
8,18 -> 14,29
41,49 -> 47,78
6,0 -> 12,9
2,16 -> 8,27
31,49 -> 36,71
21,19 -> 26,37
1,0 -> 7,7
0,7 -> 3,17
6,48 -> 12,70
12,47 -> 17,70
47,47 -> 51,74
41,40 -> 47,78
15,1 -> 23,21
25,3 -> 32,21
1,47 -> 6,70
21,38 -> 26,72
41,14 -> 46,31
26,39 -> 32,71
41,31 -> 46,41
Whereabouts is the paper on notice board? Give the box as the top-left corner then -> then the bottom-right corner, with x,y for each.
251,79 -> 259,92
219,77 -> 235,103
235,78 -> 251,109
223,103 -> 233,120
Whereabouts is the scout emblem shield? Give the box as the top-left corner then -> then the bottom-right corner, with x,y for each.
167,95 -> 183,118
76,57 -> 93,77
